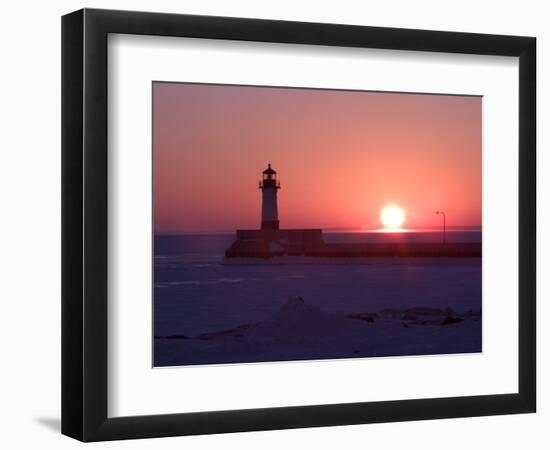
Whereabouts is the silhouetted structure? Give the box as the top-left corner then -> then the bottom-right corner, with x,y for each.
225,166 -> 481,259
260,164 -> 280,230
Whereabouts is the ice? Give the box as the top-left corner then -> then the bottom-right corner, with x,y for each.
154,296 -> 481,367
153,234 -> 481,367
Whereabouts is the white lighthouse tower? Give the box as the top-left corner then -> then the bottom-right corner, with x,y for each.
259,164 -> 280,230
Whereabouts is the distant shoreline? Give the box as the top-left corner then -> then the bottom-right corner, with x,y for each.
155,227 -> 482,237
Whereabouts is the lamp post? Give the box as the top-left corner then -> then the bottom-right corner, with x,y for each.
436,211 -> 446,245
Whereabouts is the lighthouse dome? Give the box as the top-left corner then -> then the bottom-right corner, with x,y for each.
263,163 -> 277,175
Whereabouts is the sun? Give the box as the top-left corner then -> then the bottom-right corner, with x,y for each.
380,205 -> 405,229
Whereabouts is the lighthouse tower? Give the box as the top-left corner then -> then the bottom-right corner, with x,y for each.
259,164 -> 280,230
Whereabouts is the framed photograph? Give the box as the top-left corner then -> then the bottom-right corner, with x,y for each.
62,8 -> 536,441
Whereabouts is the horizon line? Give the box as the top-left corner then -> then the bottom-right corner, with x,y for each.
154,225 -> 483,236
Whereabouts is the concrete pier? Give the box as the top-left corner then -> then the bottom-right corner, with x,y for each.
225,230 -> 481,258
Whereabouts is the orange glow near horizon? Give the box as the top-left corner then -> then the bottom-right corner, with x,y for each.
153,83 -> 481,234
374,228 -> 413,233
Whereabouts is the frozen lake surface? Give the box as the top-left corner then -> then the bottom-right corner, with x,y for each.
154,232 -> 482,366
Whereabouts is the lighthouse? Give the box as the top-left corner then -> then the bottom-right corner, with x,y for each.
225,164 -> 325,257
259,164 -> 280,230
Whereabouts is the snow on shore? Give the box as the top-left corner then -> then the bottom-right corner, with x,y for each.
154,297 -> 481,367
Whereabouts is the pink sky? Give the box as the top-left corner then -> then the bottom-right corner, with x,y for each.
153,82 -> 481,234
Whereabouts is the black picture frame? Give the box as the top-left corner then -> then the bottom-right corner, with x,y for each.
62,8 -> 536,442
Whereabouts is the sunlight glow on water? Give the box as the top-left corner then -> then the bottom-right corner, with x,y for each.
370,228 -> 413,233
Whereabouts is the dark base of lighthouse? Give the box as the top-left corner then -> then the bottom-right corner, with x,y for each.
225,229 -> 324,258
261,220 -> 279,230
224,230 -> 482,259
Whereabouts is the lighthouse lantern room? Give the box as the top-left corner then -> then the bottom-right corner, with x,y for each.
259,164 -> 280,230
